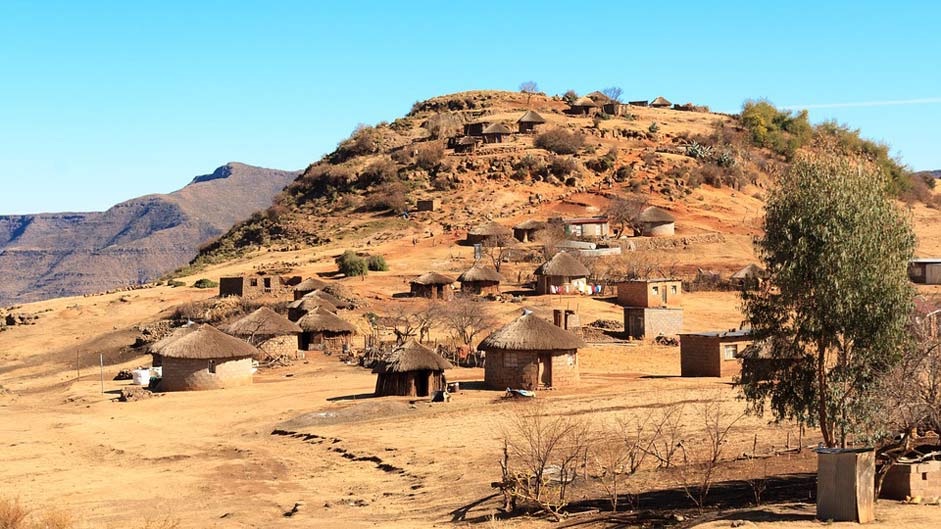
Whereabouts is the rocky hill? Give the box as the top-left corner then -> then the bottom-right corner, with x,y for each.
0,162 -> 298,304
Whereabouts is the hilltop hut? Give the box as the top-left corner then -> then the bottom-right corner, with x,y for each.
730,264 -> 768,289
287,295 -> 337,321
650,96 -> 672,108
296,307 -> 357,353
151,324 -> 258,392
457,264 -> 504,295
410,272 -> 455,300
569,97 -> 598,116
513,219 -> 546,242
293,277 -> 329,300
534,252 -> 590,295
480,310 -> 584,390
373,340 -> 452,397
466,221 -> 512,245
517,110 -> 547,133
453,136 -> 478,154
482,123 -> 512,144
634,206 -> 675,236
225,307 -> 302,360
219,274 -> 293,298
463,120 -> 489,136
416,199 -> 440,212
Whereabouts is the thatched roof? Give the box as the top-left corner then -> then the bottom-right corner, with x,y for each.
294,277 -> 328,292
535,252 -> 589,277
479,311 -> 585,351
572,97 -> 597,108
650,96 -> 672,106
517,110 -> 546,124
297,307 -> 357,334
410,272 -> 456,286
226,307 -> 301,336
634,206 -> 675,224
586,91 -> 613,104
457,136 -> 478,145
288,296 -> 337,314
151,324 -> 259,360
514,219 -> 546,230
458,264 -> 504,283
304,290 -> 350,309
482,123 -> 512,135
372,340 -> 452,374
469,221 -> 512,237
731,264 -> 768,280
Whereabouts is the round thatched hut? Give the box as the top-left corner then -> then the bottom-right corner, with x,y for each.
570,96 -> 598,116
293,277 -> 329,300
481,122 -> 512,144
513,219 -> 546,242
534,252 -> 590,295
225,307 -> 301,360
730,264 -> 768,289
373,340 -> 452,397
296,307 -> 357,353
150,324 -> 258,392
457,264 -> 504,296
479,310 -> 584,390
410,272 -> 455,300
517,110 -> 546,134
466,221 -> 512,245
650,96 -> 672,108
634,206 -> 675,237
287,296 -> 336,321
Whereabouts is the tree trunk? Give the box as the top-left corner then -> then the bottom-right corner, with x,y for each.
817,340 -> 834,447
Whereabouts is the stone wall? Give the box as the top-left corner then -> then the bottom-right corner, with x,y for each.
159,356 -> 253,391
623,307 -> 683,339
258,335 -> 298,359
484,348 -> 579,390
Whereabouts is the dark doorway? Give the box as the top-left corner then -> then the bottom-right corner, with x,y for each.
415,370 -> 430,397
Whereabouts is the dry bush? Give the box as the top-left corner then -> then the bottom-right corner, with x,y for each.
0,498 -> 73,529
358,157 -> 399,187
362,181 -> 409,213
0,497 -> 29,529
439,297 -> 497,348
415,142 -> 446,171
547,156 -> 577,178
534,129 -> 584,155
676,399 -> 744,512
423,113 -> 463,139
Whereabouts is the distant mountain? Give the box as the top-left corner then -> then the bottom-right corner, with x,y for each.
916,169 -> 941,180
0,162 -> 299,305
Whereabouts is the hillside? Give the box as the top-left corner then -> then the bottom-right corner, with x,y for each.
0,162 -> 298,305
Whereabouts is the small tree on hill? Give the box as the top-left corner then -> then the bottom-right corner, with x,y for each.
739,156 -> 915,448
602,86 -> 623,102
336,250 -> 368,277
520,81 -> 539,106
605,194 -> 646,238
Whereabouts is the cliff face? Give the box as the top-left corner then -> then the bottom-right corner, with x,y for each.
0,162 -> 298,304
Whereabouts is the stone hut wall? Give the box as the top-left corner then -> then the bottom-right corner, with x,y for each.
484,348 -> 579,390
623,307 -> 683,339
257,335 -> 297,359
158,356 -> 253,391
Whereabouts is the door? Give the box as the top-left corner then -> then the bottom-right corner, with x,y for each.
415,371 -> 430,397
662,286 -> 668,304
538,355 -> 552,387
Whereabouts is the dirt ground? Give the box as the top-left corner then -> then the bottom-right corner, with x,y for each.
3,179 -> 941,528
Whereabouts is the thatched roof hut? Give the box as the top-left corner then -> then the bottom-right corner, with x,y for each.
226,307 -> 301,337
293,277 -> 329,300
513,219 -> 546,242
467,221 -> 512,244
650,96 -> 672,108
296,307 -> 357,352
570,96 -> 598,116
481,122 -> 512,143
150,324 -> 258,391
454,135 -> 479,153
287,296 -> 337,320
480,311 -> 584,390
634,206 -> 675,236
373,340 -> 452,397
457,264 -> 504,295
730,264 -> 768,289
410,272 -> 456,300
534,252 -> 590,295
517,110 -> 547,133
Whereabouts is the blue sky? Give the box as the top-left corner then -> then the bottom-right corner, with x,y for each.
1,1 -> 939,214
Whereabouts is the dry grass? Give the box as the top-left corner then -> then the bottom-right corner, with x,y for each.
0,498 -> 71,529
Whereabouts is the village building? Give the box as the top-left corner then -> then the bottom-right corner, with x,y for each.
480,310 -> 584,390
623,306 -> 683,340
219,274 -> 298,298
585,91 -> 623,116
650,96 -> 672,108
679,329 -> 753,377
287,295 -> 337,321
293,277 -> 329,300
730,264 -> 768,289
416,199 -> 440,212
516,110 -> 546,133
410,272 -> 455,300
466,221 -> 513,245
225,307 -> 302,360
534,252 -> 590,295
513,219 -> 546,242
296,307 -> 357,353
373,340 -> 452,397
481,123 -> 512,144
457,264 -> 504,295
569,96 -> 598,116
551,216 -> 610,239
150,324 -> 258,392
881,461 -> 941,501
452,136 -> 479,154
633,206 -> 675,236
908,258 -> 941,284
616,278 -> 682,307
628,100 -> 649,107
463,120 -> 488,136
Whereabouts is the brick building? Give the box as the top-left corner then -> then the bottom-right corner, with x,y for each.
616,278 -> 682,307
150,324 -> 258,392
219,274 -> 300,298
623,307 -> 683,340
480,310 -> 584,390
678,329 -> 752,377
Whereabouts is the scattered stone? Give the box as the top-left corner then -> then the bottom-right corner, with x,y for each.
114,369 -> 133,381
119,387 -> 155,402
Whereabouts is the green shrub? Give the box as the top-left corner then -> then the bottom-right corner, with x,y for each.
534,128 -> 585,155
193,278 -> 218,289
366,255 -> 389,272
336,250 -> 368,277
167,280 -> 186,288
740,100 -> 811,160
648,122 -> 660,134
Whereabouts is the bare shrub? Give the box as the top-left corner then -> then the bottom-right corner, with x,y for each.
439,297 -> 496,348
547,156 -> 578,178
415,142 -> 446,171
358,157 -> 399,187
604,194 -> 646,238
535,129 -> 584,155
676,399 -> 744,512
362,181 -> 409,213
0,497 -> 29,529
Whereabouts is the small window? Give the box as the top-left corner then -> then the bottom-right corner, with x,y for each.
651,286 -> 659,295
723,345 -> 738,360
208,359 -> 217,374
671,285 -> 678,295
504,352 -> 518,368
249,279 -> 258,287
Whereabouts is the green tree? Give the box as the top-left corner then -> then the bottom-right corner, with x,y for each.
739,156 -> 915,448
336,250 -> 368,277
